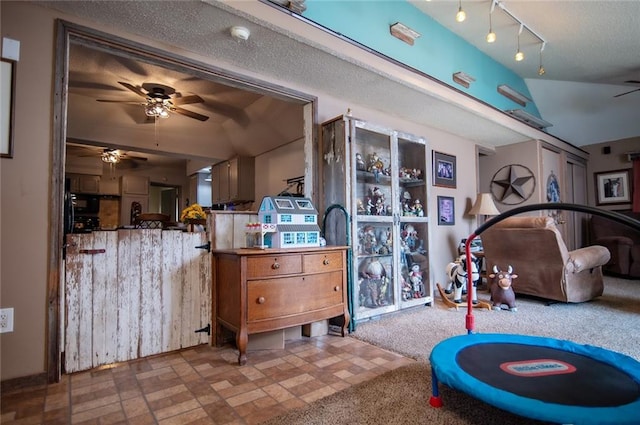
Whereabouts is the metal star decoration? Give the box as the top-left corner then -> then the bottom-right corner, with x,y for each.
492,165 -> 535,202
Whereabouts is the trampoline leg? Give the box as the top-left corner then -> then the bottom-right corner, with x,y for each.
429,368 -> 443,408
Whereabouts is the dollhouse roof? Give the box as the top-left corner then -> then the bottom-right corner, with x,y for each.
259,196 -> 318,215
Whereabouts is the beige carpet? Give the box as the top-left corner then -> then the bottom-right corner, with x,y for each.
264,276 -> 640,424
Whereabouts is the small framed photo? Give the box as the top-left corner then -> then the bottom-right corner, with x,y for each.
437,196 -> 455,225
595,169 -> 632,205
1,58 -> 16,158
433,151 -> 456,188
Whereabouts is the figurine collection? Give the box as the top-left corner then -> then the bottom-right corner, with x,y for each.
355,152 -> 424,217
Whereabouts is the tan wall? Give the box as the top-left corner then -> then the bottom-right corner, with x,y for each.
1,2 -> 481,381
583,136 -> 639,210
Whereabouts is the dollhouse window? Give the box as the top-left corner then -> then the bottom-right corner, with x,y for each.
264,215 -> 272,223
281,214 -> 292,222
295,200 -> 314,209
275,199 -> 294,209
307,233 -> 319,244
283,233 -> 294,245
296,233 -> 306,244
304,215 -> 315,223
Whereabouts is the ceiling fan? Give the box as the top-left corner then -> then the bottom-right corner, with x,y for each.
67,144 -> 149,169
97,82 -> 210,121
614,80 -> 640,98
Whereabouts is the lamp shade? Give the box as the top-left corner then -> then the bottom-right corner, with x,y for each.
468,193 -> 500,216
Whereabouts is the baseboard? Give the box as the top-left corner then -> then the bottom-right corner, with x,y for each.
1,372 -> 48,393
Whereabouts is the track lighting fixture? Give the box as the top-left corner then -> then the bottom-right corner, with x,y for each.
456,0 -> 466,23
514,24 -> 524,62
486,0 -> 496,43
538,42 -> 546,75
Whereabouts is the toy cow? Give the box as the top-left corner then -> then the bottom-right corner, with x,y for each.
445,254 -> 480,304
489,265 -> 518,312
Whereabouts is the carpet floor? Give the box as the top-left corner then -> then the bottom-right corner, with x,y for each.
264,276 -> 640,425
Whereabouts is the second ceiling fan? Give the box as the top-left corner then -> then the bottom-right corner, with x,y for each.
97,82 -> 210,121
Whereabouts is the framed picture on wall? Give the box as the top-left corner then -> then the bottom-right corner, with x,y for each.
595,169 -> 632,205
437,196 -> 455,225
433,151 -> 456,188
1,58 -> 16,158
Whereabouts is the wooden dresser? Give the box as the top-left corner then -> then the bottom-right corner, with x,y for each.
212,246 -> 350,365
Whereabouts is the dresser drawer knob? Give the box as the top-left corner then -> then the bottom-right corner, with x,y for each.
323,258 -> 330,265
334,286 -> 340,292
271,262 -> 280,270
258,297 -> 266,304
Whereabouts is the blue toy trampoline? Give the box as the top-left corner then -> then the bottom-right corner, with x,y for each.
429,204 -> 640,425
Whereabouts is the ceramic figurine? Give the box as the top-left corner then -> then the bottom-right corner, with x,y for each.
356,153 -> 366,171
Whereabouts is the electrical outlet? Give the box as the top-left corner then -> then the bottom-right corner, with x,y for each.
0,308 -> 14,333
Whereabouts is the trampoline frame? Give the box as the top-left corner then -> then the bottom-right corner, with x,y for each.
429,203 -> 640,424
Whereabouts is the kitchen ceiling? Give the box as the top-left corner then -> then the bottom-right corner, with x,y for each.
48,0 -> 640,169
66,42 -> 307,169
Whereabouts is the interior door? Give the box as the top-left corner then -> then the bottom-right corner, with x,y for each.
565,159 -> 587,249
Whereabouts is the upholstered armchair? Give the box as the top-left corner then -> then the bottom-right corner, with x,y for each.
481,216 -> 610,303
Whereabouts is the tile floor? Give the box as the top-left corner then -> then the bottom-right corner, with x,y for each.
1,335 -> 414,424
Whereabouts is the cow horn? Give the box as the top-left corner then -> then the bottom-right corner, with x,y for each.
493,265 -> 499,273
507,265 -> 513,274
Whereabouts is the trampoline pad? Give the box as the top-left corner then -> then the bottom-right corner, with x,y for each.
430,333 -> 640,425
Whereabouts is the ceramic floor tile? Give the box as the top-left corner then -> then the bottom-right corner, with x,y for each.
1,335 -> 415,425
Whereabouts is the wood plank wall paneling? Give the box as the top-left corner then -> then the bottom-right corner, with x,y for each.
64,229 -> 210,373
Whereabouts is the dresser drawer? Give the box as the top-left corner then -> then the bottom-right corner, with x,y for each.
303,251 -> 344,273
246,254 -> 302,278
247,271 -> 344,321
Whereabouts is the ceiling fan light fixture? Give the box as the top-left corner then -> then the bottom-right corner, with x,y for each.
101,149 -> 121,164
145,100 -> 170,118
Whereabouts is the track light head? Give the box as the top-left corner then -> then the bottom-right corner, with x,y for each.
515,50 -> 525,61
456,1 -> 466,22
486,31 -> 496,43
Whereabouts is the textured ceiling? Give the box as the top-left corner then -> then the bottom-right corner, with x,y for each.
38,0 -> 639,168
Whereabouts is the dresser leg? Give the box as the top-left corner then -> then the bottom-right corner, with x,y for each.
237,329 -> 248,365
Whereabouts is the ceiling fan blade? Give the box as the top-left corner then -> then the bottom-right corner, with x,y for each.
614,87 -> 640,98
171,106 -> 209,122
172,94 -> 204,106
118,81 -> 149,98
96,99 -> 143,104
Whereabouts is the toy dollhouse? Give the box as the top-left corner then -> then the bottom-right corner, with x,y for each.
256,196 -> 321,248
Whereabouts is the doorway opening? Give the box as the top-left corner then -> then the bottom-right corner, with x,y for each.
50,19 -> 317,382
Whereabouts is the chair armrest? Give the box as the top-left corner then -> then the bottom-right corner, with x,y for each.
567,246 -> 611,273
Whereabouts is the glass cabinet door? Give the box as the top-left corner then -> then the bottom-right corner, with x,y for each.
351,123 -> 396,319
396,134 -> 430,309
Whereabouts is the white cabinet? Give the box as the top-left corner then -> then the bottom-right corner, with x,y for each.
120,175 -> 150,225
321,116 -> 432,323
67,174 -> 100,194
99,175 -> 120,195
121,175 -> 149,195
211,157 -> 255,205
